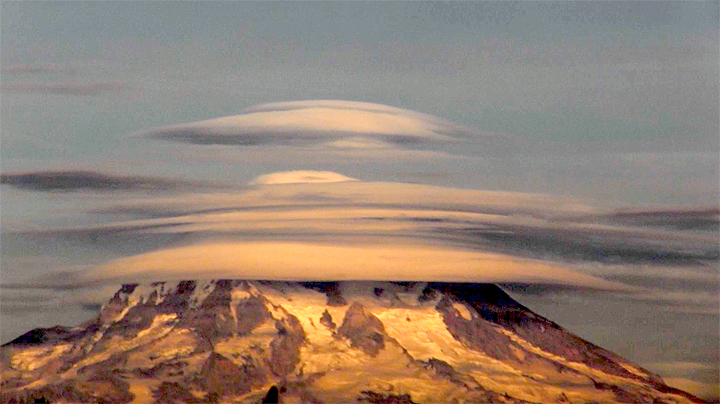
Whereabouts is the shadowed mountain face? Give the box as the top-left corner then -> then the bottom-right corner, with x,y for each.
0,280 -> 706,404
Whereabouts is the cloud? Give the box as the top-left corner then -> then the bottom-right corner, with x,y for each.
161,143 -> 462,168
249,170 -> 358,185
663,378 -> 719,403
445,223 -> 718,267
603,207 -> 720,232
320,136 -> 396,150
141,100 -> 481,147
616,289 -> 719,314
583,264 -> 718,291
83,179 -> 716,261
0,287 -> 69,314
73,177 -> 715,253
0,81 -> 128,95
93,179 -> 596,218
1,63 -> 72,74
9,176 -> 716,313
0,170 -> 227,193
644,361 -> 719,401
79,241 -> 633,291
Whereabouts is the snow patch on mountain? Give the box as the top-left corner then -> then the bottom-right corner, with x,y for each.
0,280 -> 705,404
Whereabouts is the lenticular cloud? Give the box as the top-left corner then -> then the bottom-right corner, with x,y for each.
142,100 -> 479,147
249,171 -> 358,185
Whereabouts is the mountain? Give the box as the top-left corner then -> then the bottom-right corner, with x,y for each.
0,280 -> 706,404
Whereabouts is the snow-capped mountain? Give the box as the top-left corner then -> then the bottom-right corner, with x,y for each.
0,280 -> 705,403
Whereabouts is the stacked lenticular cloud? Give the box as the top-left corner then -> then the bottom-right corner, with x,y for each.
142,100 -> 478,147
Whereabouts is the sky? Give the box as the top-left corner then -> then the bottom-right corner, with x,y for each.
0,1 -> 718,401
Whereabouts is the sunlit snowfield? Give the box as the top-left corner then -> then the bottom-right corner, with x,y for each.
1,2 -> 718,401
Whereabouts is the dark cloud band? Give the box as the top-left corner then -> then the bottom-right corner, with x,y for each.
0,171 -> 226,193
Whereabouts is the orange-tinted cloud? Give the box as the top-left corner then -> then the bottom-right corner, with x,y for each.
82,241 -> 635,291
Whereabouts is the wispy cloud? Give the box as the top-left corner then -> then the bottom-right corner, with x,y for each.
602,207 -> 719,232
161,143 -> 464,168
0,81 -> 128,95
1,63 -> 72,74
92,177 -> 595,217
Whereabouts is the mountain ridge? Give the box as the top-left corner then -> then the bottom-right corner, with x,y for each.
0,280 -> 706,403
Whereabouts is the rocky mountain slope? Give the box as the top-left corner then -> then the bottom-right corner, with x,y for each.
0,280 -> 706,404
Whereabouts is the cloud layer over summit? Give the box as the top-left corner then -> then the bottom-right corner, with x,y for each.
6,174 -> 716,310
1,2 -> 718,400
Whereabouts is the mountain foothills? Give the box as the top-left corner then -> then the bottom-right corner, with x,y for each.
0,280 -> 706,404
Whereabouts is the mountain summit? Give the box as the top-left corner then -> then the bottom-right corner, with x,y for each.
0,280 -> 705,403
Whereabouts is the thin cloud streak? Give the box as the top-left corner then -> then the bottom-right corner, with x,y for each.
0,81 -> 128,95
1,63 -> 72,74
163,143 -> 465,166
92,180 -> 596,218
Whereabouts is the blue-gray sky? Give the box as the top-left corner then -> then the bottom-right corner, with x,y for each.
1,1 -> 718,400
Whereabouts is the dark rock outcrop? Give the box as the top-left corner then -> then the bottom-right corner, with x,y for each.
300,282 -> 347,306
153,381 -> 202,404
133,360 -> 188,378
337,303 -> 387,356
319,309 -> 336,330
181,280 -> 236,342
2,325 -> 97,348
155,281 -> 197,315
99,284 -> 138,323
199,352 -> 266,397
236,295 -> 272,335
269,312 -> 306,376
358,390 -> 415,404
436,295 -> 519,362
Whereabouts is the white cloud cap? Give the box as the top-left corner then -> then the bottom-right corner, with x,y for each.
249,170 -> 358,185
